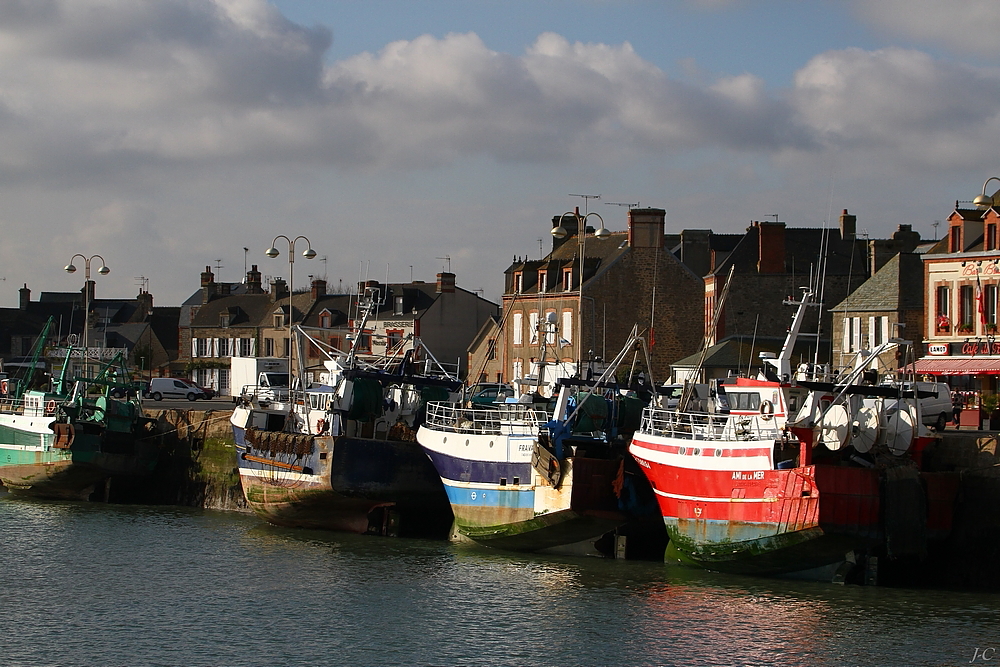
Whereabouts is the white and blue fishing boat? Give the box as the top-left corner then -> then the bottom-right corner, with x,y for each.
416,332 -> 659,555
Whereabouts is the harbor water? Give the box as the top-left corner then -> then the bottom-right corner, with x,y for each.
1,494 -> 997,667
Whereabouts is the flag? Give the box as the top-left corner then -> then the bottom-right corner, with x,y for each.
977,271 -> 988,329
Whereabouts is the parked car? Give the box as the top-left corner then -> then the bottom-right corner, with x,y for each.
911,381 -> 952,431
143,377 -> 208,401
195,384 -> 216,399
468,383 -> 514,405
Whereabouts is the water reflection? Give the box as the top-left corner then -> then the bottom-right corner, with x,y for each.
0,496 -> 997,667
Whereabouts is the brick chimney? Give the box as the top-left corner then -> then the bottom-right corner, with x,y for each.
270,277 -> 288,302
311,279 -> 327,299
200,266 -> 216,304
18,284 -> 29,311
436,272 -> 456,293
839,209 -> 856,241
628,208 -> 666,248
756,221 -> 786,273
551,208 -> 581,252
245,264 -> 263,294
136,291 -> 153,317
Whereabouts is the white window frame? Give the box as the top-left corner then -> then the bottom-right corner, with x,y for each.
562,311 -> 573,346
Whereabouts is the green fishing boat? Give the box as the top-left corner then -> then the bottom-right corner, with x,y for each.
0,319 -> 159,500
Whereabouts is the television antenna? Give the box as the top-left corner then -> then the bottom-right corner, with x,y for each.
605,201 -> 639,209
436,255 -> 451,272
569,193 -> 601,215
134,276 -> 149,293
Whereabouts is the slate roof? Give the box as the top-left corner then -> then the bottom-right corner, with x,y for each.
670,336 -> 830,374
505,231 -> 631,294
830,252 -> 925,313
710,226 -> 868,277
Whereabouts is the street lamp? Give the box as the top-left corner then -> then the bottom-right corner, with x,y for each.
64,254 -> 110,362
973,177 -> 1000,208
551,211 -> 611,376
265,235 -> 317,405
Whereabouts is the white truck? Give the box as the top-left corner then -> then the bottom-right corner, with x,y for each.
229,357 -> 289,403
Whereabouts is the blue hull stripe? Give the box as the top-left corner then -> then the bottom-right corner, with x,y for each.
444,482 -> 534,508
423,447 -> 532,485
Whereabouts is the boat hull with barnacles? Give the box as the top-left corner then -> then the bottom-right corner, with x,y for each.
231,286 -> 462,537
233,411 -> 453,537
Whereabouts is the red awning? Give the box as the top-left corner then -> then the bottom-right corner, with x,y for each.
908,357 -> 1000,376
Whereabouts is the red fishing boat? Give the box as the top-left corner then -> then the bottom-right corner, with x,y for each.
629,289 -> 937,579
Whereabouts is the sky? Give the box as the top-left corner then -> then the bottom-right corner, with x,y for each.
3,0 -> 1000,307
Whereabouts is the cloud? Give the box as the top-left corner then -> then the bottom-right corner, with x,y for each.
790,47 -> 1000,166
852,0 -> 1000,57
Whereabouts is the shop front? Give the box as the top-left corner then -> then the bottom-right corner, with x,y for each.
912,341 -> 1000,428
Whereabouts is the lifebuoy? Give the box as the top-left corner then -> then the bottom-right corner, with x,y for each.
316,418 -> 326,434
45,399 -> 57,415
0,380 -> 7,394
759,400 -> 774,421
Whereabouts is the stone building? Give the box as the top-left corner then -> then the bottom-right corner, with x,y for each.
702,211 -> 923,376
471,207 -> 704,388
0,282 -> 177,379
182,266 -> 498,394
829,252 -> 926,373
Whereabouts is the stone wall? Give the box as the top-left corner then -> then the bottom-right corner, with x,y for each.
109,408 -> 247,512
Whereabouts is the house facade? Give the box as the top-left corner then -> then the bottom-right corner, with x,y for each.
474,207 -> 704,390
182,265 -> 498,394
912,202 -> 1000,395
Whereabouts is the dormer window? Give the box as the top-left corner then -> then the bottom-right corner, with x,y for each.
220,313 -> 230,328
950,225 -> 962,253
562,267 -> 574,291
319,309 -> 332,329
273,307 -> 287,328
394,296 -> 404,315
513,272 -> 523,294
537,271 -> 547,293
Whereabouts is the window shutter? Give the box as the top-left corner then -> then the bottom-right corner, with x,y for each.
192,337 -> 199,358
250,338 -> 257,356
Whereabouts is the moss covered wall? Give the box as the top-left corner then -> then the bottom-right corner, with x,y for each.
109,408 -> 248,512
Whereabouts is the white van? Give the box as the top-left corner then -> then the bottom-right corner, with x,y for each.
144,378 -> 208,401
896,381 -> 951,431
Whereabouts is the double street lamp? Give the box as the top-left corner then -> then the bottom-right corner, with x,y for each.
551,211 -> 611,376
974,177 -> 1000,209
64,254 -> 110,358
265,235 -> 317,404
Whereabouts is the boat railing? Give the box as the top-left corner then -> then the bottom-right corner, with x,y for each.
424,401 -> 549,435
641,406 -> 782,442
0,397 -> 28,415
